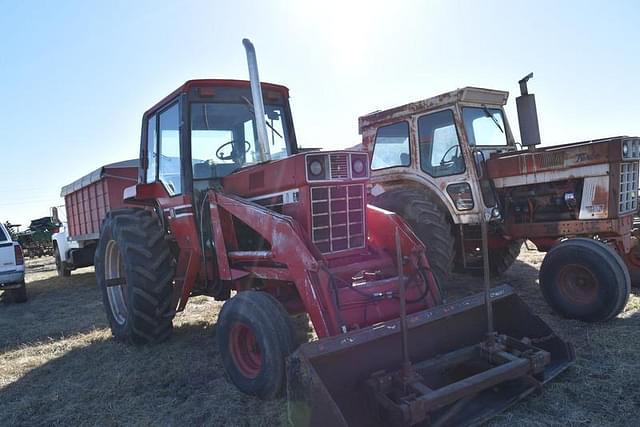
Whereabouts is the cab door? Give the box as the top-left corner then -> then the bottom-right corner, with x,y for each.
416,109 -> 477,213
144,98 -> 201,310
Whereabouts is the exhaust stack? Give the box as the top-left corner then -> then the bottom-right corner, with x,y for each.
516,72 -> 542,149
242,38 -> 271,162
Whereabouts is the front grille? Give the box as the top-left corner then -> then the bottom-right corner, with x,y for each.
619,162 -> 639,213
311,184 -> 366,254
330,153 -> 349,179
540,152 -> 565,168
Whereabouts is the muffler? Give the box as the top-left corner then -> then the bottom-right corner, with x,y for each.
287,285 -> 574,427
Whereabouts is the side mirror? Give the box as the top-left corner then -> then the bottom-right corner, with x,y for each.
51,206 -> 60,225
473,150 -> 486,179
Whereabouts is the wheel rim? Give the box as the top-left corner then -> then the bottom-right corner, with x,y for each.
104,240 -> 128,325
557,263 -> 598,306
229,323 -> 262,379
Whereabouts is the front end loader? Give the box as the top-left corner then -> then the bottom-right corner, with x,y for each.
288,286 -> 572,426
95,39 -> 573,426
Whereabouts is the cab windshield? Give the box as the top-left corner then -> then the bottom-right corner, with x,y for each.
191,102 -> 290,179
462,107 -> 508,146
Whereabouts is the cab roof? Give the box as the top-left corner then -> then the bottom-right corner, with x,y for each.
358,87 -> 509,134
144,79 -> 291,118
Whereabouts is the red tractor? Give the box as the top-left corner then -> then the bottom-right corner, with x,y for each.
95,40 -> 572,426
360,74 -> 638,322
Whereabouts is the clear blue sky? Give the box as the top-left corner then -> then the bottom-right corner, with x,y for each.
1,0 -> 639,226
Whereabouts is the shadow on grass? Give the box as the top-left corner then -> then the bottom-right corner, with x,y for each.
0,272 -> 106,353
0,321 -> 287,427
490,307 -> 640,427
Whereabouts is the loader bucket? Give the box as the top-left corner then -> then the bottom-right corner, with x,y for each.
287,285 -> 574,427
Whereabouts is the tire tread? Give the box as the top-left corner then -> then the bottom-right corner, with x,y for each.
95,208 -> 174,344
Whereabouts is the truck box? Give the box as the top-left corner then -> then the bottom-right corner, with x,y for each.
60,160 -> 138,241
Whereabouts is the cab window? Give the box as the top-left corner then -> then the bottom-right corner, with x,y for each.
146,114 -> 157,183
463,107 -> 508,146
191,103 -> 290,179
371,121 -> 410,170
158,103 -> 182,195
418,110 -> 464,177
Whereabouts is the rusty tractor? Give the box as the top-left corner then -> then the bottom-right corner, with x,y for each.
360,73 -> 637,322
95,42 -> 572,426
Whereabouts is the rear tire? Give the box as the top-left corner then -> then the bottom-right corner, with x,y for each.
460,239 -> 522,277
217,291 -> 295,399
489,240 -> 522,276
372,190 -> 455,283
540,238 -> 630,322
6,281 -> 28,303
95,208 -> 175,344
54,247 -> 71,277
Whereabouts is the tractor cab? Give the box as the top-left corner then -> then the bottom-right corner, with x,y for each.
138,78 -> 298,197
359,86 -> 519,227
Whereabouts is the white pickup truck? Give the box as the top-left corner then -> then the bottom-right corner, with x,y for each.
0,221 -> 27,303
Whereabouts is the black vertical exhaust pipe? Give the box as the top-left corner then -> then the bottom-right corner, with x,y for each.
516,72 -> 542,150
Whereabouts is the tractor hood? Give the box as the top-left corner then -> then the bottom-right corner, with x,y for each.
222,150 -> 370,199
487,136 -> 640,185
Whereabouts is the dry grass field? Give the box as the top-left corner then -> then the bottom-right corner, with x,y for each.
1,248 -> 639,426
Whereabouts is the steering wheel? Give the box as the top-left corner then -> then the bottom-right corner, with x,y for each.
439,145 -> 460,166
215,140 -> 251,161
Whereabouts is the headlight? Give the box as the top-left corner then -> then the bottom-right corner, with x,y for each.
307,152 -> 369,181
446,182 -> 474,211
353,159 -> 364,174
622,138 -> 640,159
306,154 -> 328,181
350,153 -> 369,179
309,160 -> 323,176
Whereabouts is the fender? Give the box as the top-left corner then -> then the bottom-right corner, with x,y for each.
52,228 -> 78,263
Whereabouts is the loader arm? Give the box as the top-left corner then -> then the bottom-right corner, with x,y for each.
209,189 -> 338,336
207,189 -> 441,338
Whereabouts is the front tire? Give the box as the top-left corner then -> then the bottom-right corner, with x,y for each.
540,238 -> 630,322
95,208 -> 175,344
217,291 -> 295,399
54,247 -> 71,277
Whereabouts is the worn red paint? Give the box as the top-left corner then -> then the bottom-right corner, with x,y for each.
358,85 -> 640,273
62,161 -> 138,240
